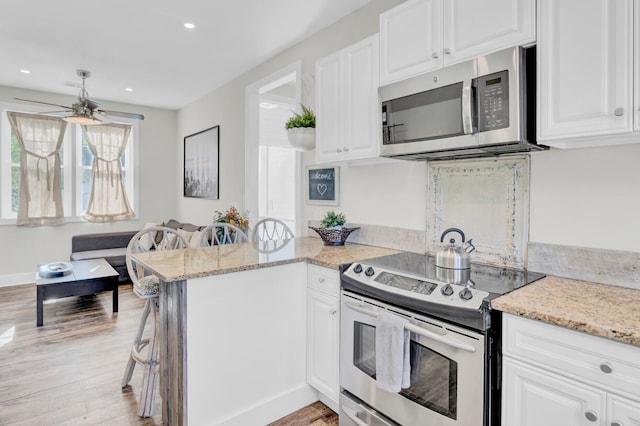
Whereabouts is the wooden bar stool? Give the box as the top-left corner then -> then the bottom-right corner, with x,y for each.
121,226 -> 188,417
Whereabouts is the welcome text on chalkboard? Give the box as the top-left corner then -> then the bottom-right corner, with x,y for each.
307,167 -> 339,204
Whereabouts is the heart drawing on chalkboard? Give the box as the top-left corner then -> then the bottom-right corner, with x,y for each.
317,183 -> 328,196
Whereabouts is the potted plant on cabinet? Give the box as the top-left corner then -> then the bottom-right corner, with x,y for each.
285,104 -> 316,151
309,210 -> 360,246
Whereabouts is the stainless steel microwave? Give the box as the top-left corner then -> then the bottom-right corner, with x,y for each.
379,46 -> 546,160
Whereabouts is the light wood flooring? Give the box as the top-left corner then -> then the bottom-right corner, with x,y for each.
0,283 -> 337,425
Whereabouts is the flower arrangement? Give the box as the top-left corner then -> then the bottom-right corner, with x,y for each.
213,205 -> 249,233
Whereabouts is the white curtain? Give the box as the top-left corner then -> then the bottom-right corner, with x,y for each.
82,123 -> 135,222
7,112 -> 67,226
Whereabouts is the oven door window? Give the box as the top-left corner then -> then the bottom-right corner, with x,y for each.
353,321 -> 457,420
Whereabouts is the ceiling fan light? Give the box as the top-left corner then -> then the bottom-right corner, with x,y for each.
63,114 -> 102,125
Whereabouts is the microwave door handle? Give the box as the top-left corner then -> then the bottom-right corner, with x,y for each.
344,302 -> 476,353
462,79 -> 474,135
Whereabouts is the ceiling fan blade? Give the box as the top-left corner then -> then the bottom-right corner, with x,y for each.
14,98 -> 72,110
38,110 -> 71,115
93,113 -> 109,123
98,109 -> 145,120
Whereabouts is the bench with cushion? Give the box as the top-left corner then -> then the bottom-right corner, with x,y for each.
69,220 -> 207,284
71,231 -> 138,283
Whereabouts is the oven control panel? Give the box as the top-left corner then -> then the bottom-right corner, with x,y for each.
343,263 -> 489,310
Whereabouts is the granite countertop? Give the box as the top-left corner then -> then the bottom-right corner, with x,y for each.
492,275 -> 640,347
131,236 -> 400,282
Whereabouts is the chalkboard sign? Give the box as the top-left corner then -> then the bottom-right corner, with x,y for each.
306,166 -> 339,205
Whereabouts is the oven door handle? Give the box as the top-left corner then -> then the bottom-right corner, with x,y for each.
342,405 -> 370,426
344,302 -> 476,353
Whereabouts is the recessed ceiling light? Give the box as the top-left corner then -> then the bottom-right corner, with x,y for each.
125,87 -> 133,92
20,69 -> 31,74
184,22 -> 195,29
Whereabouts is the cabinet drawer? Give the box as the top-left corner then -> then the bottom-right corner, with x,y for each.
307,264 -> 340,297
503,314 -> 640,398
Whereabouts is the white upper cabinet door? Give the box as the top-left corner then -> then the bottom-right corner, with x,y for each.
316,51 -> 344,163
344,35 -> 380,159
380,0 -> 442,85
538,0 -> 633,144
443,0 -> 536,65
502,358 -> 607,426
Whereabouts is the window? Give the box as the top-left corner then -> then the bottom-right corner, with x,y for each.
0,103 -> 138,223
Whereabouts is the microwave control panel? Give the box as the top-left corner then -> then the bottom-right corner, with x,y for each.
475,70 -> 509,132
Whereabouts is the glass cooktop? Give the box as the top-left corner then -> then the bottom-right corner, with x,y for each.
356,251 -> 545,298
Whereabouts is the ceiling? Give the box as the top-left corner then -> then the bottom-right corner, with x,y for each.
0,0 -> 371,110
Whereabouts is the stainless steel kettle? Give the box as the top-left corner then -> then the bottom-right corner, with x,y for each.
435,228 -> 475,270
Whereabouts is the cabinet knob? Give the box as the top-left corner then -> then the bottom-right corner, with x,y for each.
614,107 -> 624,116
336,148 -> 343,152
611,422 -> 623,426
432,52 -> 439,59
585,411 -> 598,422
318,277 -> 325,283
344,147 -> 350,152
600,362 -> 613,374
330,309 -> 337,315
443,48 -> 451,55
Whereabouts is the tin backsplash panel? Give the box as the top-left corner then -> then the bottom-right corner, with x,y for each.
427,156 -> 529,268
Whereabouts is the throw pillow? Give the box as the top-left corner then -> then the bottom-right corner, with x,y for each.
177,229 -> 194,248
181,223 -> 201,232
158,233 -> 178,250
139,222 -> 162,250
164,219 -> 183,230
190,230 -> 204,248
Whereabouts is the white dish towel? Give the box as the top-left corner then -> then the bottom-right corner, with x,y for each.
375,310 -> 411,393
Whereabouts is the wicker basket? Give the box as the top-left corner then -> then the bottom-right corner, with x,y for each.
309,226 -> 360,246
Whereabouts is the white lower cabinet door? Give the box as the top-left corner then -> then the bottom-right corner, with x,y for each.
503,357 -> 607,426
306,289 -> 339,404
608,394 -> 640,426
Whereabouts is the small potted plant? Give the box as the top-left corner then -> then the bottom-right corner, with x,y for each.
309,210 -> 359,246
285,104 -> 316,151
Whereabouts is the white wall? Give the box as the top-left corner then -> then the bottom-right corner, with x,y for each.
0,85 -> 178,283
176,0 -> 640,255
529,143 -> 640,252
176,0 -> 406,227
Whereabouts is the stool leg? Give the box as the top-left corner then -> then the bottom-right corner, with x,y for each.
122,297 -> 151,388
138,298 -> 160,418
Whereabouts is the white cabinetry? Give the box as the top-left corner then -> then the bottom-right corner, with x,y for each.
315,34 -> 380,163
537,0 -> 636,147
379,0 -> 535,85
380,0 -> 442,82
502,314 -> 640,426
306,264 -> 340,411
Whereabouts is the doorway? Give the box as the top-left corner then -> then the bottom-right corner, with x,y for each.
245,62 -> 303,236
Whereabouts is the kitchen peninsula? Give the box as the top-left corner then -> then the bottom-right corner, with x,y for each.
131,236 -> 399,425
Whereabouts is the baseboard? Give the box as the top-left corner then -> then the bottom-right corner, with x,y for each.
0,272 -> 34,288
214,384 -> 319,426
318,392 -> 339,413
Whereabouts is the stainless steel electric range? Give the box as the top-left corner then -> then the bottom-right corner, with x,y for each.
339,252 -> 545,426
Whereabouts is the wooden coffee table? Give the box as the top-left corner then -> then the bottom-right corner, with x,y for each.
36,258 -> 119,327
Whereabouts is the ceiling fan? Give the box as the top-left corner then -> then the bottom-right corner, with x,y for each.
14,69 -> 145,125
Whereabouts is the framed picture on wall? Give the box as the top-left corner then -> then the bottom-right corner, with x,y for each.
184,126 -> 219,199
306,166 -> 339,205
